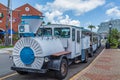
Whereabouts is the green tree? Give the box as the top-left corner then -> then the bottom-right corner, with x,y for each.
108,28 -> 120,48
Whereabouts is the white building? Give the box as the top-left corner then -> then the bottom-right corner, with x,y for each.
98,19 -> 120,39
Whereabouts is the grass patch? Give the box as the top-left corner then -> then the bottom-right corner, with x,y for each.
0,46 -> 13,49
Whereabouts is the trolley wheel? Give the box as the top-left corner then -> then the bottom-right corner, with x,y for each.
89,47 -> 94,57
83,50 -> 88,63
89,52 -> 94,57
55,59 -> 68,79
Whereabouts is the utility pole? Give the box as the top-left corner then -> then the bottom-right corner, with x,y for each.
10,0 -> 13,46
5,0 -> 10,46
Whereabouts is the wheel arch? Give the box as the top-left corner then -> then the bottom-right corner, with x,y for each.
48,55 -> 68,71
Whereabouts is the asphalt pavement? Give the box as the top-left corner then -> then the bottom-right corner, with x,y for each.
0,46 -> 104,80
0,52 -> 14,77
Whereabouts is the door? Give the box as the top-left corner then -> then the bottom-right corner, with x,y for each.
75,30 -> 81,55
71,28 -> 76,57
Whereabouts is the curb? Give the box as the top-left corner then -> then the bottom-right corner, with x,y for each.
0,48 -> 13,54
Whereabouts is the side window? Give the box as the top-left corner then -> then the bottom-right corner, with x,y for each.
36,28 -> 52,36
54,28 -> 70,38
72,28 -> 75,41
36,28 -> 42,36
54,28 -> 61,37
77,31 -> 80,43
44,28 -> 52,36
93,37 -> 98,44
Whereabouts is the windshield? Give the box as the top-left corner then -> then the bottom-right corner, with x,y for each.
54,28 -> 70,38
36,28 -> 52,36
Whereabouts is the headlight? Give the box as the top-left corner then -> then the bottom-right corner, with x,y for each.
19,26 -> 24,32
20,28 -> 24,32
44,57 -> 50,62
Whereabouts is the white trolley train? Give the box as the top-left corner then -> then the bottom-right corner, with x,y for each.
11,16 -> 101,79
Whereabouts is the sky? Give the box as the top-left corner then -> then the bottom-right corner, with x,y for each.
1,0 -> 120,32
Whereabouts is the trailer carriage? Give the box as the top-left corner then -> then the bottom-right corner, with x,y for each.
92,33 -> 101,52
39,24 -> 91,61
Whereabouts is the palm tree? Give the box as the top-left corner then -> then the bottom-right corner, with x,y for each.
47,22 -> 51,25
88,25 -> 96,56
88,25 -> 96,31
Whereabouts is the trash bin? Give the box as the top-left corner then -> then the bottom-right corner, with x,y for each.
118,45 -> 120,49
106,42 -> 110,49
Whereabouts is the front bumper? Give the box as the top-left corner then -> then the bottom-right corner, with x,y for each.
11,66 -> 47,73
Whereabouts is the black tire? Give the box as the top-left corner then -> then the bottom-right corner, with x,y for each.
89,47 -> 94,57
55,59 -> 68,80
89,51 -> 94,57
16,71 -> 28,75
83,50 -> 88,63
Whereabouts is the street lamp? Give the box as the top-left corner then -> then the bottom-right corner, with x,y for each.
109,22 -> 112,44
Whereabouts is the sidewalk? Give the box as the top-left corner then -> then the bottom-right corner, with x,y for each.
0,48 -> 13,54
70,49 -> 120,80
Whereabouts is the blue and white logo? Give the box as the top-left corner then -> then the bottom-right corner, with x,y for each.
20,47 -> 35,65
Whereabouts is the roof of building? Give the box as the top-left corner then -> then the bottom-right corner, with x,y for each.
0,3 -> 7,9
14,3 -> 42,16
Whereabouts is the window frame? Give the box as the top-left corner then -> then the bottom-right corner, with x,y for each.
77,30 -> 80,43
54,27 -> 70,38
36,28 -> 52,36
72,28 -> 75,41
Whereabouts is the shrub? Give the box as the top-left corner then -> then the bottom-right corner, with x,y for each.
107,28 -> 120,48
0,39 -> 2,44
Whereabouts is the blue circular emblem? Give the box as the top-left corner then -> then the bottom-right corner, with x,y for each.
20,47 -> 34,65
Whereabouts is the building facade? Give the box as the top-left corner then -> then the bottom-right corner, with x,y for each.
0,3 -> 42,40
98,19 -> 120,39
12,3 -> 43,32
0,3 -> 7,40
0,3 -> 7,31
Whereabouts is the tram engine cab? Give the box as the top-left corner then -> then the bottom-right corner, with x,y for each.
11,17 -> 90,79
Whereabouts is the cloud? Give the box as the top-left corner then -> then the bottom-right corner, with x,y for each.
35,0 -> 105,26
35,3 -> 81,26
58,15 -> 80,26
45,14 -> 80,26
45,10 -> 63,23
45,0 -> 105,16
105,2 -> 115,8
35,4 -> 43,11
106,7 -> 120,17
35,0 -> 105,16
